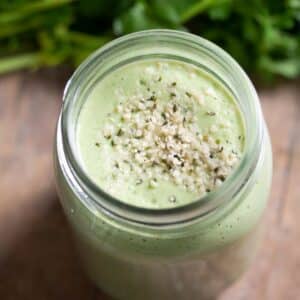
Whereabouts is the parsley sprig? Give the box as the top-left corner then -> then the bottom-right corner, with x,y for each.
0,0 -> 299,81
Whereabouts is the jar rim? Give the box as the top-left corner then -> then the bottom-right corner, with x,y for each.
60,29 -> 264,226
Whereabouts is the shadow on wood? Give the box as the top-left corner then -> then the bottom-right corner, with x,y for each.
0,194 -> 98,300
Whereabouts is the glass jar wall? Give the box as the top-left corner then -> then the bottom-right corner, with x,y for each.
54,30 -> 272,300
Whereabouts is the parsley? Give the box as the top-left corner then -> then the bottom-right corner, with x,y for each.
0,0 -> 299,81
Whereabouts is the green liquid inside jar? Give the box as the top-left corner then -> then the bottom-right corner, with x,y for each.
77,60 -> 245,208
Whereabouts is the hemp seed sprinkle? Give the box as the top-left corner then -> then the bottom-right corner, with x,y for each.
100,80 -> 241,198
169,195 -> 177,203
206,111 -> 216,116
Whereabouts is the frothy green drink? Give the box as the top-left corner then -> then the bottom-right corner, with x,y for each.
54,30 -> 272,300
77,60 -> 244,208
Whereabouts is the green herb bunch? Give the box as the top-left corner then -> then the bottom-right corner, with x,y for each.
1,0 -> 299,80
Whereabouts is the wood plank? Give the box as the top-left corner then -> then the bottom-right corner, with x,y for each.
268,82 -> 300,299
0,70 -> 61,258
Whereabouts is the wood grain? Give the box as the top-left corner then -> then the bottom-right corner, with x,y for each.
0,69 -> 299,299
220,82 -> 300,300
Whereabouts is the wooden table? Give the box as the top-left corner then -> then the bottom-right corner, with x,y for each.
0,69 -> 299,299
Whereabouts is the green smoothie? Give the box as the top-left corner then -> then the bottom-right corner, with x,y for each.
77,60 -> 244,208
55,34 -> 272,300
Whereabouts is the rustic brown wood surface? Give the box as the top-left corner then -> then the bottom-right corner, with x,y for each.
0,69 -> 299,300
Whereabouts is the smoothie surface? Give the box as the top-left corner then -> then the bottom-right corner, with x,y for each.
77,60 -> 245,208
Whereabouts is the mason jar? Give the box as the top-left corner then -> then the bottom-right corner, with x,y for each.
54,30 -> 272,300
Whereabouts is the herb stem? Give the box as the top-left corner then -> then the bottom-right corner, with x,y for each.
181,0 -> 218,23
0,0 -> 74,24
0,53 -> 41,74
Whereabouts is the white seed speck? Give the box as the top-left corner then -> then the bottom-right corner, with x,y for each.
189,72 -> 196,79
145,66 -> 155,75
210,125 -> 218,133
103,124 -> 114,138
149,179 -> 158,188
205,87 -> 216,97
193,92 -> 204,105
169,195 -> 177,203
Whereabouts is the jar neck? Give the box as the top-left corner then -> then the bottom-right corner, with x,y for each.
60,30 -> 264,226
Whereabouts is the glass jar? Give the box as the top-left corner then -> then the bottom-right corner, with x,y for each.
54,30 -> 272,300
